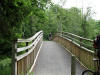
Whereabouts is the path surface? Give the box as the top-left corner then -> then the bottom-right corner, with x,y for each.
34,41 -> 85,75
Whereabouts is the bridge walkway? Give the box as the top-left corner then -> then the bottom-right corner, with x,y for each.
34,41 -> 85,75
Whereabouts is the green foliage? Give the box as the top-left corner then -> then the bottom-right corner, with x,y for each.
0,0 -> 100,56
0,0 -> 100,74
48,4 -> 100,40
0,0 -> 99,57
0,0 -> 50,55
0,58 -> 11,75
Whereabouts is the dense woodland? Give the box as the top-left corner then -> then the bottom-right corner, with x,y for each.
0,0 -> 100,75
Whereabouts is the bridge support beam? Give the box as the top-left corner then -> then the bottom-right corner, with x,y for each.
71,55 -> 76,75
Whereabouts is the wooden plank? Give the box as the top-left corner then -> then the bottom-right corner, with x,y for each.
28,41 -> 43,75
17,59 -> 23,75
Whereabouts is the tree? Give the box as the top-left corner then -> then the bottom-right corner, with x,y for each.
0,0 -> 50,55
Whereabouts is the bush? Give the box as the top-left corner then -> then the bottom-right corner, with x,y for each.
0,58 -> 11,75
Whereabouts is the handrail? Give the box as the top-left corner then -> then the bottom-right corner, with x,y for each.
12,30 -> 43,75
54,31 -> 96,70
17,33 -> 43,52
59,31 -> 93,42
58,31 -> 93,50
60,35 -> 94,53
18,30 -> 43,42
16,35 -> 43,61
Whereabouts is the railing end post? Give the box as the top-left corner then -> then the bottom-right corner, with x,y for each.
12,38 -> 17,75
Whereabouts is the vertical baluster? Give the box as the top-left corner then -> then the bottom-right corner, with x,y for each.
26,42 -> 29,52
80,38 -> 82,47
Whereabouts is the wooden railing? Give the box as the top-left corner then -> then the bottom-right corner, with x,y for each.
61,32 -> 93,50
54,32 -> 96,70
12,31 -> 43,75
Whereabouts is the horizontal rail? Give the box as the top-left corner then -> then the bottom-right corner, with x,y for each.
12,30 -> 43,75
16,35 -> 43,61
54,33 -> 96,70
17,33 -> 43,52
58,32 -> 93,50
62,34 -> 93,50
18,31 -> 42,42
61,35 -> 94,53
59,31 -> 93,42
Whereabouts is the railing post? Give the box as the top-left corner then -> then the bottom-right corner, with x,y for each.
12,39 -> 17,75
26,42 -> 29,52
71,55 -> 76,75
79,38 -> 82,60
80,38 -> 82,47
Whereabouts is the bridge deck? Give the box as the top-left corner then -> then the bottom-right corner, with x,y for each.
34,41 -> 85,75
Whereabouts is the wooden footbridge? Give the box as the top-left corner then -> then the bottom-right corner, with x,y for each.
12,30 -> 96,75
